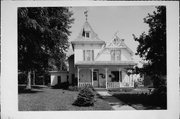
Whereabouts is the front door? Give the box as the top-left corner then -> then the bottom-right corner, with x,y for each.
93,70 -> 99,88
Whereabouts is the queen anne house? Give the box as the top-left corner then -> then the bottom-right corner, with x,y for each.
69,17 -> 138,89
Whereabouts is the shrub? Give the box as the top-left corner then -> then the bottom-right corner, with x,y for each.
52,82 -> 69,89
72,77 -> 78,86
73,86 -> 95,106
68,86 -> 79,91
60,82 -> 69,89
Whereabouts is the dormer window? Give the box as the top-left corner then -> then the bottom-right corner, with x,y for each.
82,28 -> 90,38
86,32 -> 89,38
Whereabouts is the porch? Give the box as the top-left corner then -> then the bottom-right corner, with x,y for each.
77,66 -> 135,89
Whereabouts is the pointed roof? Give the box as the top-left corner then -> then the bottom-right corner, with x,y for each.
106,34 -> 133,54
95,34 -> 134,60
72,21 -> 105,43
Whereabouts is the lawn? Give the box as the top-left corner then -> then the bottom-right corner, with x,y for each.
108,88 -> 167,110
18,85 -> 112,111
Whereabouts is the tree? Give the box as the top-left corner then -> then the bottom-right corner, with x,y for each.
18,7 -> 74,89
133,6 -> 166,88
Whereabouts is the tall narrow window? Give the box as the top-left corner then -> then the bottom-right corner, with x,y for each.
93,70 -> 98,81
111,50 -> 115,61
111,50 -> 121,61
83,50 -> 94,61
86,32 -> 89,38
116,50 -> 121,61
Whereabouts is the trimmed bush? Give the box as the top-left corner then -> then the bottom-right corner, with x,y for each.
52,82 -> 69,89
68,86 -> 79,91
73,86 -> 95,106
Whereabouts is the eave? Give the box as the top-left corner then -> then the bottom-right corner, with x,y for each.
75,61 -> 137,67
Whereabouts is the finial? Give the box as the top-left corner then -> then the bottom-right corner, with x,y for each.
115,30 -> 119,36
84,10 -> 88,21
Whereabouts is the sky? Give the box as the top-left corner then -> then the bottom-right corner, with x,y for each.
68,6 -> 156,63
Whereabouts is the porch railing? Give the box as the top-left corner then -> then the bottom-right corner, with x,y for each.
120,82 -> 134,87
78,82 -> 134,88
107,82 -> 120,88
79,82 -> 92,87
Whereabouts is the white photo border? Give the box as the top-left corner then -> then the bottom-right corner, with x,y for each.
1,1 -> 179,119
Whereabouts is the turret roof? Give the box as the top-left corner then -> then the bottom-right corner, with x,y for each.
73,21 -> 104,42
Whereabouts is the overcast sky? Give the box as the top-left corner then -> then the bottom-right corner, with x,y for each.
68,6 -> 156,63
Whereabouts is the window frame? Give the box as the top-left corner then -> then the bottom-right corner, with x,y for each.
111,49 -> 121,61
86,32 -> 90,38
83,50 -> 94,61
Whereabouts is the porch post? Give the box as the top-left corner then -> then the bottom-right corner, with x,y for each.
91,68 -> 94,86
119,68 -> 121,88
77,68 -> 80,87
105,68 -> 108,89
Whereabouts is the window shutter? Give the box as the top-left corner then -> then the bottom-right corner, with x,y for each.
119,50 -> 121,60
119,71 -> 122,82
92,50 -> 94,61
111,50 -> 115,61
83,50 -> 85,61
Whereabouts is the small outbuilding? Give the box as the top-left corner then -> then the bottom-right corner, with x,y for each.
49,71 -> 69,86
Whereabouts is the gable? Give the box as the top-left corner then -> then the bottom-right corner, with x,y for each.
71,21 -> 105,50
106,35 -> 133,54
95,35 -> 134,61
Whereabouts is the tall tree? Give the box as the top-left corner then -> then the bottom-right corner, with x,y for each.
133,6 -> 166,88
18,7 -> 74,89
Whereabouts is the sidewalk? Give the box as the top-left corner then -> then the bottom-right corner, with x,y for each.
96,90 -> 136,110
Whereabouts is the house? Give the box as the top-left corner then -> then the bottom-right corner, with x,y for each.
69,18 -> 138,89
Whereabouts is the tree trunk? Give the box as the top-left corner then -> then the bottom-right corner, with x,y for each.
33,70 -> 35,85
26,70 -> 31,89
42,78 -> 44,85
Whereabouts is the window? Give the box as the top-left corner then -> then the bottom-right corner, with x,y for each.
111,50 -> 121,61
93,70 -> 98,81
111,71 -> 120,82
82,29 -> 90,38
83,50 -> 94,61
86,32 -> 89,38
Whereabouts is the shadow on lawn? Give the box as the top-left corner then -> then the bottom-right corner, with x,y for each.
112,93 -> 167,110
18,85 -> 44,94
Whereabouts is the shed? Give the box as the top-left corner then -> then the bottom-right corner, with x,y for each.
49,71 -> 69,86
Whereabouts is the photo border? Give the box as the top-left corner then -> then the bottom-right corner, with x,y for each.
1,1 -> 179,119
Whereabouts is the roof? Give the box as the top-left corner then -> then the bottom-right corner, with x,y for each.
71,21 -> 105,44
76,61 -> 137,66
66,46 -> 74,57
95,34 -> 134,60
106,35 -> 133,54
71,40 -> 105,45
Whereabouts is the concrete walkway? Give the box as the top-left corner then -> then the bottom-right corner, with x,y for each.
96,90 -> 136,110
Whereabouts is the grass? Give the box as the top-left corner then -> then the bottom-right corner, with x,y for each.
109,88 -> 167,110
18,85 -> 112,111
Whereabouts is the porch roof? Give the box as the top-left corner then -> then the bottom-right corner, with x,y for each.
75,61 -> 137,66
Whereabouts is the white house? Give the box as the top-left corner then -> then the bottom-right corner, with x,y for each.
70,18 -> 138,89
